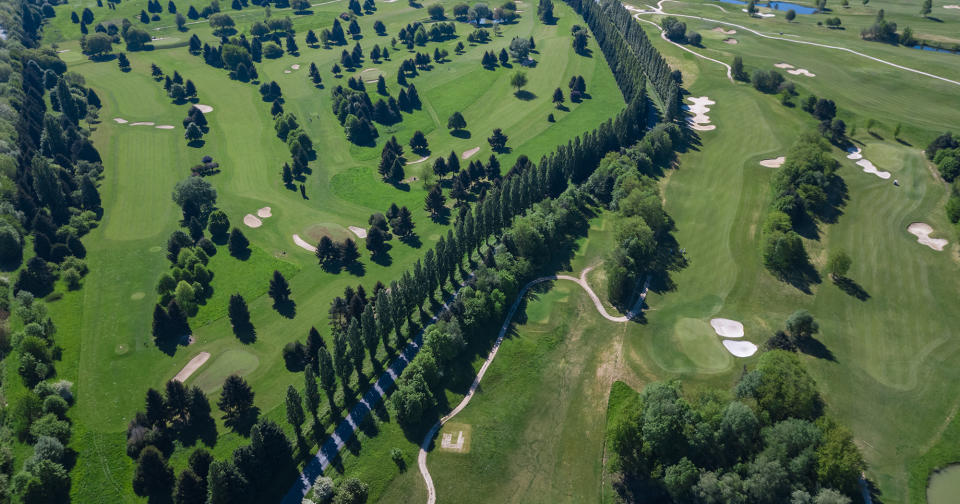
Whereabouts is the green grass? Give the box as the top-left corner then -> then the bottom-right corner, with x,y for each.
38,0 -> 629,501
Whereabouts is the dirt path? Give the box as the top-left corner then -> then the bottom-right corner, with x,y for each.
418,267 -> 648,504
632,1 -> 960,87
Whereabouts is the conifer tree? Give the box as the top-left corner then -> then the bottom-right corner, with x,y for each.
332,329 -> 352,386
317,346 -> 336,409
303,366 -> 320,420
285,385 -> 305,442
268,270 -> 291,305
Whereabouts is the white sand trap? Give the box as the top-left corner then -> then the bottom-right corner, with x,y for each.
724,38 -> 739,44
722,340 -> 758,358
743,8 -> 775,17
774,62 -> 795,69
712,27 -> 737,35
156,125 -> 175,129
461,147 -> 480,160
710,318 -> 744,338
113,118 -> 129,123
194,104 -> 213,113
683,96 -> 716,131
293,234 -> 317,252
243,214 -> 262,228
173,352 -> 211,382
283,70 -> 292,74
406,156 -> 429,165
348,226 -> 367,238
846,146 -> 863,160
760,156 -> 785,168
291,64 -> 300,70
788,68 -> 816,77
857,159 -> 891,179
257,206 -> 272,218
56,49 -> 70,53
944,4 -> 960,8
908,222 -> 948,251
130,122 -> 155,126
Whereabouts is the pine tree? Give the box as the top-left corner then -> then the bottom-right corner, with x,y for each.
347,318 -> 365,374
340,238 -> 360,264
303,366 -> 320,420
152,303 -> 169,339
423,249 -> 438,296
424,185 -> 446,216
317,346 -> 336,409
228,293 -> 251,333
228,228 -> 249,257
389,284 -> 405,346
269,270 -> 291,305
432,157 -> 448,180
285,385 -> 305,441
361,303 -> 378,362
332,329 -> 352,385
394,206 -> 415,236
375,290 -> 392,351
552,87 -> 565,108
447,150 -> 460,173
218,374 -> 254,424
133,446 -> 175,498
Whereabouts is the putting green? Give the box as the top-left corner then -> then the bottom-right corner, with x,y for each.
190,349 -> 260,393
661,317 -> 734,373
302,222 -> 352,243
359,67 -> 386,83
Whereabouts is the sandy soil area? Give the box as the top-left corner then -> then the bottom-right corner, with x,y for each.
683,96 -> 716,131
760,156 -> 785,168
908,222 -> 948,251
710,318 -> 744,338
173,352 -> 211,382
722,340 -> 758,357
847,147 -> 891,179
712,27 -> 736,35
131,122 -> 155,126
291,64 -> 300,70
243,214 -> 262,228
293,234 -> 317,252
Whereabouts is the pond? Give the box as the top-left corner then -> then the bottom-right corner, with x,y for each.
928,464 -> 960,504
911,44 -> 960,55
713,0 -> 819,15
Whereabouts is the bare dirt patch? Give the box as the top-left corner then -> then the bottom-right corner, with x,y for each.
173,352 -> 211,382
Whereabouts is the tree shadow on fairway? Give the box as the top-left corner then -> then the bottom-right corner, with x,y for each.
225,407 -> 260,436
514,90 -> 536,101
371,248 -> 393,267
187,139 -> 206,148
274,299 -> 297,319
345,261 -> 366,276
400,233 -> 421,248
178,415 -> 219,448
450,129 -> 471,139
799,337 -> 836,361
833,276 -> 870,301
233,323 -> 257,344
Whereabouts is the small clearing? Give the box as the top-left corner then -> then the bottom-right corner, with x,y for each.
712,27 -> 736,35
359,68 -> 384,83
293,234 -> 317,252
683,96 -> 716,131
173,352 -> 211,382
710,318 -> 744,338
908,222 -> 948,251
113,118 -> 128,124
348,226 -> 367,238
406,156 -> 430,165
243,214 -> 262,228
724,38 -> 738,44
722,340 -> 758,358
155,125 -> 175,129
760,156 -> 785,168
257,206 -> 272,218
774,62 -> 795,69
193,104 -> 214,113
461,146 -> 480,159
788,68 -> 816,77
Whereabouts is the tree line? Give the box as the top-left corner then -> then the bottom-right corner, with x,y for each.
608,350 -> 865,503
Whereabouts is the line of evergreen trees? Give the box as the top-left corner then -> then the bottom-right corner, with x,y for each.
564,0 -> 682,119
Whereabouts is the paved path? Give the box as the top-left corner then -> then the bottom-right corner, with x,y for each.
417,266 -> 649,504
630,0 -> 960,87
281,274 -> 473,504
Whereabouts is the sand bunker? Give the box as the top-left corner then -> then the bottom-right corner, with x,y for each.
243,214 -> 262,228
743,9 -> 775,17
155,125 -> 175,129
291,64 -> 300,70
348,226 -> 367,238
113,118 -> 129,123
293,234 -> 317,252
173,352 -> 211,382
857,159 -> 891,179
406,156 -> 429,165
461,147 -> 480,160
788,68 -> 816,77
130,122 -> 155,126
722,340 -> 758,358
683,96 -> 716,131
944,4 -> 960,8
710,318 -> 744,338
283,70 -> 292,74
257,206 -> 272,218
774,63 -> 795,69
847,147 -> 891,179
760,156 -> 785,168
193,104 -> 214,113
724,38 -> 739,44
712,27 -> 736,35
908,222 -> 948,251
